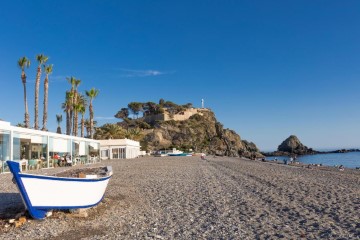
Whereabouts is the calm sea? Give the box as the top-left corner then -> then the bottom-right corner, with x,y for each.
266,152 -> 360,168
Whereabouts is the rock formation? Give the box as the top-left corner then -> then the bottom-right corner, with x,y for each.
140,109 -> 263,158
276,135 -> 317,155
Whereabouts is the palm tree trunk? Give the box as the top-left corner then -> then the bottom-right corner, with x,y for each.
66,110 -> 71,135
74,110 -> 78,137
72,92 -> 78,136
89,102 -> 94,139
42,76 -> 49,131
34,66 -> 41,130
22,72 -> 30,128
81,114 -> 85,137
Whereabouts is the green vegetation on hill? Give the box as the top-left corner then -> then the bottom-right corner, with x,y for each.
95,99 -> 262,158
114,99 -> 193,121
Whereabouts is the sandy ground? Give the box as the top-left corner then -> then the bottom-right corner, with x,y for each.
0,156 -> 359,239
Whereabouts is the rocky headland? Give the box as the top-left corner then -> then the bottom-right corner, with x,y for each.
141,109 -> 263,158
109,100 -> 263,158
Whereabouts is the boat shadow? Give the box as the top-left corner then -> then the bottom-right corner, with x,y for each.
0,193 -> 25,219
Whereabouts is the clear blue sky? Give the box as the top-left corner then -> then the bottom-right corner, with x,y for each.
0,1 -> 359,151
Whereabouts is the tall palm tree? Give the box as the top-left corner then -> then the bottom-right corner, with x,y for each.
79,105 -> 86,138
84,119 -> 97,138
62,91 -> 73,135
18,57 -> 31,128
56,114 -> 62,134
34,54 -> 48,130
42,64 -> 53,131
66,76 -> 77,134
77,94 -> 87,138
85,88 -> 99,139
72,101 -> 82,137
72,79 -> 81,136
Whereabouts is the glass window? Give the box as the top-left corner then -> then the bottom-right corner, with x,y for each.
13,132 -> 48,169
49,137 -> 71,167
112,148 -> 119,159
0,130 -> 10,173
73,141 -> 80,158
88,142 -> 100,161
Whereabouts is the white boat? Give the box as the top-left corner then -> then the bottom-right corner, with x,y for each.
7,160 -> 112,220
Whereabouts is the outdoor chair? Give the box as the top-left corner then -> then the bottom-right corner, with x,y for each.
65,156 -> 72,166
14,160 -> 28,172
88,156 -> 96,164
28,159 -> 40,170
41,160 -> 49,168
80,155 -> 87,164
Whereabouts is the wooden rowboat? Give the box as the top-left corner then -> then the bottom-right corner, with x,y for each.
7,160 -> 112,220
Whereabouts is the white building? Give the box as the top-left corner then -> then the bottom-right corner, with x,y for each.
0,120 -> 100,174
99,139 -> 140,160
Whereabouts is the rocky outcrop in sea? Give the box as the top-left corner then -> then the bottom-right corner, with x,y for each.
263,135 -> 317,156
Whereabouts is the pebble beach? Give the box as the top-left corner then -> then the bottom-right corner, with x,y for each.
0,156 -> 359,239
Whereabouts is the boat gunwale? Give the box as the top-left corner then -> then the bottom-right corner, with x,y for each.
18,172 -> 112,182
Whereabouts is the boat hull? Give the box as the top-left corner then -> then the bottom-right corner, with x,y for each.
168,153 -> 192,156
7,160 -> 112,219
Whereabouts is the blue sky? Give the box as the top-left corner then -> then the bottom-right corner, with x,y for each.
0,1 -> 359,151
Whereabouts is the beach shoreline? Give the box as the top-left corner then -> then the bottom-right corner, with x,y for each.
0,156 -> 359,239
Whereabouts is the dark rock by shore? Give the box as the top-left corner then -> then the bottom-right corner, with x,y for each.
277,135 -> 317,155
324,148 -> 360,154
262,135 -> 318,156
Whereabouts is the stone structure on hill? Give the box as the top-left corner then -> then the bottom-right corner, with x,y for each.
144,107 -> 210,123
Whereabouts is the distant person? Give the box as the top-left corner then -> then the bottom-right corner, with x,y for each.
54,153 -> 61,167
201,153 -> 206,160
53,153 -> 60,160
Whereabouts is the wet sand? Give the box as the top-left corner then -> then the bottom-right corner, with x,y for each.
0,156 -> 359,239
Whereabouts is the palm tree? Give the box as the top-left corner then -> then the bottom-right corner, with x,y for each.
85,88 -> 99,139
72,102 -> 82,137
62,91 -> 73,135
84,119 -> 91,138
72,79 -> 81,136
77,94 -> 87,138
79,105 -> 86,137
66,76 -> 77,134
34,54 -> 48,130
84,119 -> 97,138
95,124 -> 125,140
56,114 -> 62,134
42,64 -> 53,131
17,57 -> 31,128
125,127 -> 143,141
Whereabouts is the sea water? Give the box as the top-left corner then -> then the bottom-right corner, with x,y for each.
266,152 -> 360,168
